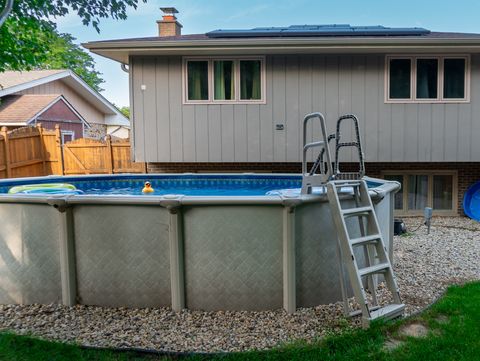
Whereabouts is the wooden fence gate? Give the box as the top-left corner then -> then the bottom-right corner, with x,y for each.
0,125 -> 145,179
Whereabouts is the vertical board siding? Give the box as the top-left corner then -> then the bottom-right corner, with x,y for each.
272,56 -> 287,162
285,56 -> 300,162
168,57 -> 184,162
155,57 -> 171,161
130,54 -> 480,163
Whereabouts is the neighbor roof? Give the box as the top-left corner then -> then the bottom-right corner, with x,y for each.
83,24 -> 480,64
0,70 -> 129,127
0,94 -> 61,125
0,70 -> 65,90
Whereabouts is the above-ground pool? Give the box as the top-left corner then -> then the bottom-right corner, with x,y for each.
0,174 -> 399,313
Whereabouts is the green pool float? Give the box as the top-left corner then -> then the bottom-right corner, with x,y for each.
8,183 -> 79,195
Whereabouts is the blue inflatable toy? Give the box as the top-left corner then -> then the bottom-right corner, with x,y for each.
463,181 -> 480,221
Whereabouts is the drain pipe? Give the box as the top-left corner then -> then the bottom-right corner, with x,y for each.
0,0 -> 14,27
120,63 -> 129,73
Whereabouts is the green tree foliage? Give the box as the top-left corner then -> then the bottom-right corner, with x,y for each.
0,0 -> 145,72
119,106 -> 130,118
41,30 -> 105,92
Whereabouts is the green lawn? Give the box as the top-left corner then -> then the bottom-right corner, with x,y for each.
1,282 -> 479,361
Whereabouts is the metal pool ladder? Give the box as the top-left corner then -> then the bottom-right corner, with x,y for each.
301,113 -> 405,327
301,112 -> 333,194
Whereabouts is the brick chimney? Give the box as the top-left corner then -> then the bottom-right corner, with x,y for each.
157,7 -> 182,37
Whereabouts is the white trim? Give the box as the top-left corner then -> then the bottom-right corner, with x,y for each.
0,71 -> 71,97
385,54 -> 470,103
0,70 -> 129,126
60,130 -> 75,144
182,56 -> 266,105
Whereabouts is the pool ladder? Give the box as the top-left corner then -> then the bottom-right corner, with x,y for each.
301,112 -> 404,327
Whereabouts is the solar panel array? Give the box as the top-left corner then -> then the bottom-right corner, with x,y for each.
206,24 -> 430,38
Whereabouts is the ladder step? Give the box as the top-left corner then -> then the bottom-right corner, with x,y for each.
368,303 -> 405,321
350,234 -> 381,246
359,263 -> 390,277
342,206 -> 372,217
332,180 -> 362,187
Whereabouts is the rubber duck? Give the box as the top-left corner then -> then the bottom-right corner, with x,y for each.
142,181 -> 154,194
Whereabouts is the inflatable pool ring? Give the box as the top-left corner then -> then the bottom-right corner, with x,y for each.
142,181 -> 154,193
8,183 -> 83,195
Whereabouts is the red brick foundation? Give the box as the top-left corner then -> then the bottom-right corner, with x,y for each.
148,162 -> 480,215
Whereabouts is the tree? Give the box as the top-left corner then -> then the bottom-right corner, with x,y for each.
0,0 -> 145,72
119,106 -> 130,118
40,30 -> 105,92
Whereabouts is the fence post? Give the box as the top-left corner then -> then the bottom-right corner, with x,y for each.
105,135 -> 114,174
36,124 -> 47,175
1,127 -> 11,178
55,125 -> 64,175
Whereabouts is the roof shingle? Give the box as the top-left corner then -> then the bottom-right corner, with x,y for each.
0,70 -> 67,91
0,94 -> 61,124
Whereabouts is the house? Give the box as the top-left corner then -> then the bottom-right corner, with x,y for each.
84,8 -> 480,215
0,70 -> 130,140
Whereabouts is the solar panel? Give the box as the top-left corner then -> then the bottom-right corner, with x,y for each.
206,25 -> 430,38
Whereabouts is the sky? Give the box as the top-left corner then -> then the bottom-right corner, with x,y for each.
56,0 -> 480,108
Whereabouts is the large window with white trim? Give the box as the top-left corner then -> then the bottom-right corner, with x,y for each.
183,57 -> 265,104
386,55 -> 469,102
383,171 -> 457,214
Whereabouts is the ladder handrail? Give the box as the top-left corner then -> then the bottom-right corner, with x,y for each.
302,112 -> 333,181
334,114 -> 365,179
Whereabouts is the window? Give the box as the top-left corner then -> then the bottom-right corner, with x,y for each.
386,55 -> 469,102
383,171 -> 457,214
184,57 -> 265,103
389,59 -> 411,99
187,61 -> 209,101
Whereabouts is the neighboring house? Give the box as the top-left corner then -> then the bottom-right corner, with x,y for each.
84,8 -> 480,215
0,70 -> 130,140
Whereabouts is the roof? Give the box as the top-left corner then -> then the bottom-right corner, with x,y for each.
0,70 -> 66,90
0,70 -> 129,127
83,24 -> 480,64
0,94 -> 61,125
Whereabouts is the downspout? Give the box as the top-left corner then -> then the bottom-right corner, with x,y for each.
0,0 -> 14,28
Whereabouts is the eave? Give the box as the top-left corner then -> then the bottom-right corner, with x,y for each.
83,37 -> 480,64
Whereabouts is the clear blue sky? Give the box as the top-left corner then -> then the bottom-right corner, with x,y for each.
56,0 -> 480,108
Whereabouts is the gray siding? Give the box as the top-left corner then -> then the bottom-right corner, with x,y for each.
131,54 -> 480,163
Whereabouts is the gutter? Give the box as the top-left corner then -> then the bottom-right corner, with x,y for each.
83,36 -> 480,50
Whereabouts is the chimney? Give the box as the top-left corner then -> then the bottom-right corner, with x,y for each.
157,7 -> 182,37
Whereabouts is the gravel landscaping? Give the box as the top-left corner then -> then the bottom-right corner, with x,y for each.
0,216 -> 478,353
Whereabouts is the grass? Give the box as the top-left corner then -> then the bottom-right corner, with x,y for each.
0,282 -> 479,361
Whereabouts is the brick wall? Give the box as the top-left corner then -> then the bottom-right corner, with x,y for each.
148,162 -> 480,214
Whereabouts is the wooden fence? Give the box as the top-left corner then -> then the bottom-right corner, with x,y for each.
0,125 -> 145,179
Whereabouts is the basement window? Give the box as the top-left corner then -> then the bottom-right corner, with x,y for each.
184,57 -> 265,104
386,55 -> 469,103
383,171 -> 457,215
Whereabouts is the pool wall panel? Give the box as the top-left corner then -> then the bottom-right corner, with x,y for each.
183,206 -> 283,311
73,205 -> 171,308
0,204 -> 61,304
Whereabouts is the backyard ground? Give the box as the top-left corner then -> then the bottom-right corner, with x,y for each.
0,216 -> 478,355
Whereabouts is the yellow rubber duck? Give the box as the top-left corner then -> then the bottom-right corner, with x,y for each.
142,181 -> 154,194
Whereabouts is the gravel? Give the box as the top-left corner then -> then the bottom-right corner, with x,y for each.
0,216 -> 478,353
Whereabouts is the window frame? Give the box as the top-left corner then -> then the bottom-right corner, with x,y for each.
385,55 -> 470,103
182,56 -> 266,105
382,170 -> 458,216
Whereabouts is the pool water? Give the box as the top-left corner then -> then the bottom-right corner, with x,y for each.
0,175 -> 383,196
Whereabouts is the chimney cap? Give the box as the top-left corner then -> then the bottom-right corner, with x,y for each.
160,7 -> 179,15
